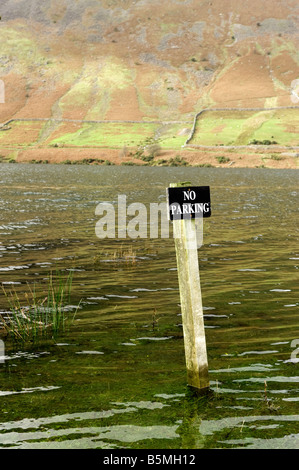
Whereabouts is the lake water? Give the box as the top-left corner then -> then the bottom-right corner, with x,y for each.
0,163 -> 298,449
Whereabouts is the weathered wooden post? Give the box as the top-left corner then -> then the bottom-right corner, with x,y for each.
167,182 -> 211,393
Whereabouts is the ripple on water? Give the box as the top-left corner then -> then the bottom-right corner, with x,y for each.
132,336 -> 174,342
270,289 -> 292,292
0,401 -> 176,449
210,363 -> 278,374
75,351 -> 104,355
234,376 -> 299,383
1,281 -> 22,285
0,265 -> 30,271
0,386 -> 60,397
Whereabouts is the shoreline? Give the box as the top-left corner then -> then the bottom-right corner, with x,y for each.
0,147 -> 297,169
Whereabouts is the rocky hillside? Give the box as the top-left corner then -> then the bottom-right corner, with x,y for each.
0,0 -> 298,123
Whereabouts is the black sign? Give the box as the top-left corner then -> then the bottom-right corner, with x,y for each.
167,186 -> 211,220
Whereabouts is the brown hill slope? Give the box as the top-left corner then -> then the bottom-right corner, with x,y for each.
0,0 -> 298,124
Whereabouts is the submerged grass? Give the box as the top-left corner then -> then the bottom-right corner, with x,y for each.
94,245 -> 137,266
0,270 -> 79,344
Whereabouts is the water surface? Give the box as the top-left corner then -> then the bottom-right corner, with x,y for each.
0,164 -> 298,449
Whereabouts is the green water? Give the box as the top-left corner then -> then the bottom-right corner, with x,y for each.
0,164 -> 298,449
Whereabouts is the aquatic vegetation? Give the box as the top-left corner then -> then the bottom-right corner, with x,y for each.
94,245 -> 137,266
0,270 -> 78,344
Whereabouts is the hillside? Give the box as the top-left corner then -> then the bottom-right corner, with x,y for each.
0,0 -> 298,167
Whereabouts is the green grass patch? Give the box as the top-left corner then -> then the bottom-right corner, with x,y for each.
0,120 -> 189,151
4,109 -> 296,151
191,110 -> 254,145
49,122 -> 159,148
250,109 -> 299,146
49,122 -> 188,149
191,109 -> 299,146
158,123 -> 189,149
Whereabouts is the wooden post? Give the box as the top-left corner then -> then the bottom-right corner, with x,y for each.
170,182 -> 209,392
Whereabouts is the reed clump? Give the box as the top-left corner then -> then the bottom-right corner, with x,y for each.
94,245 -> 137,265
112,245 -> 137,265
0,270 -> 78,344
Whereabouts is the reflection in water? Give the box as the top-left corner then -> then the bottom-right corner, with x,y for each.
0,164 -> 298,448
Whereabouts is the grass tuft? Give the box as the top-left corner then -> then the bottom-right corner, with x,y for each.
0,270 -> 79,344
